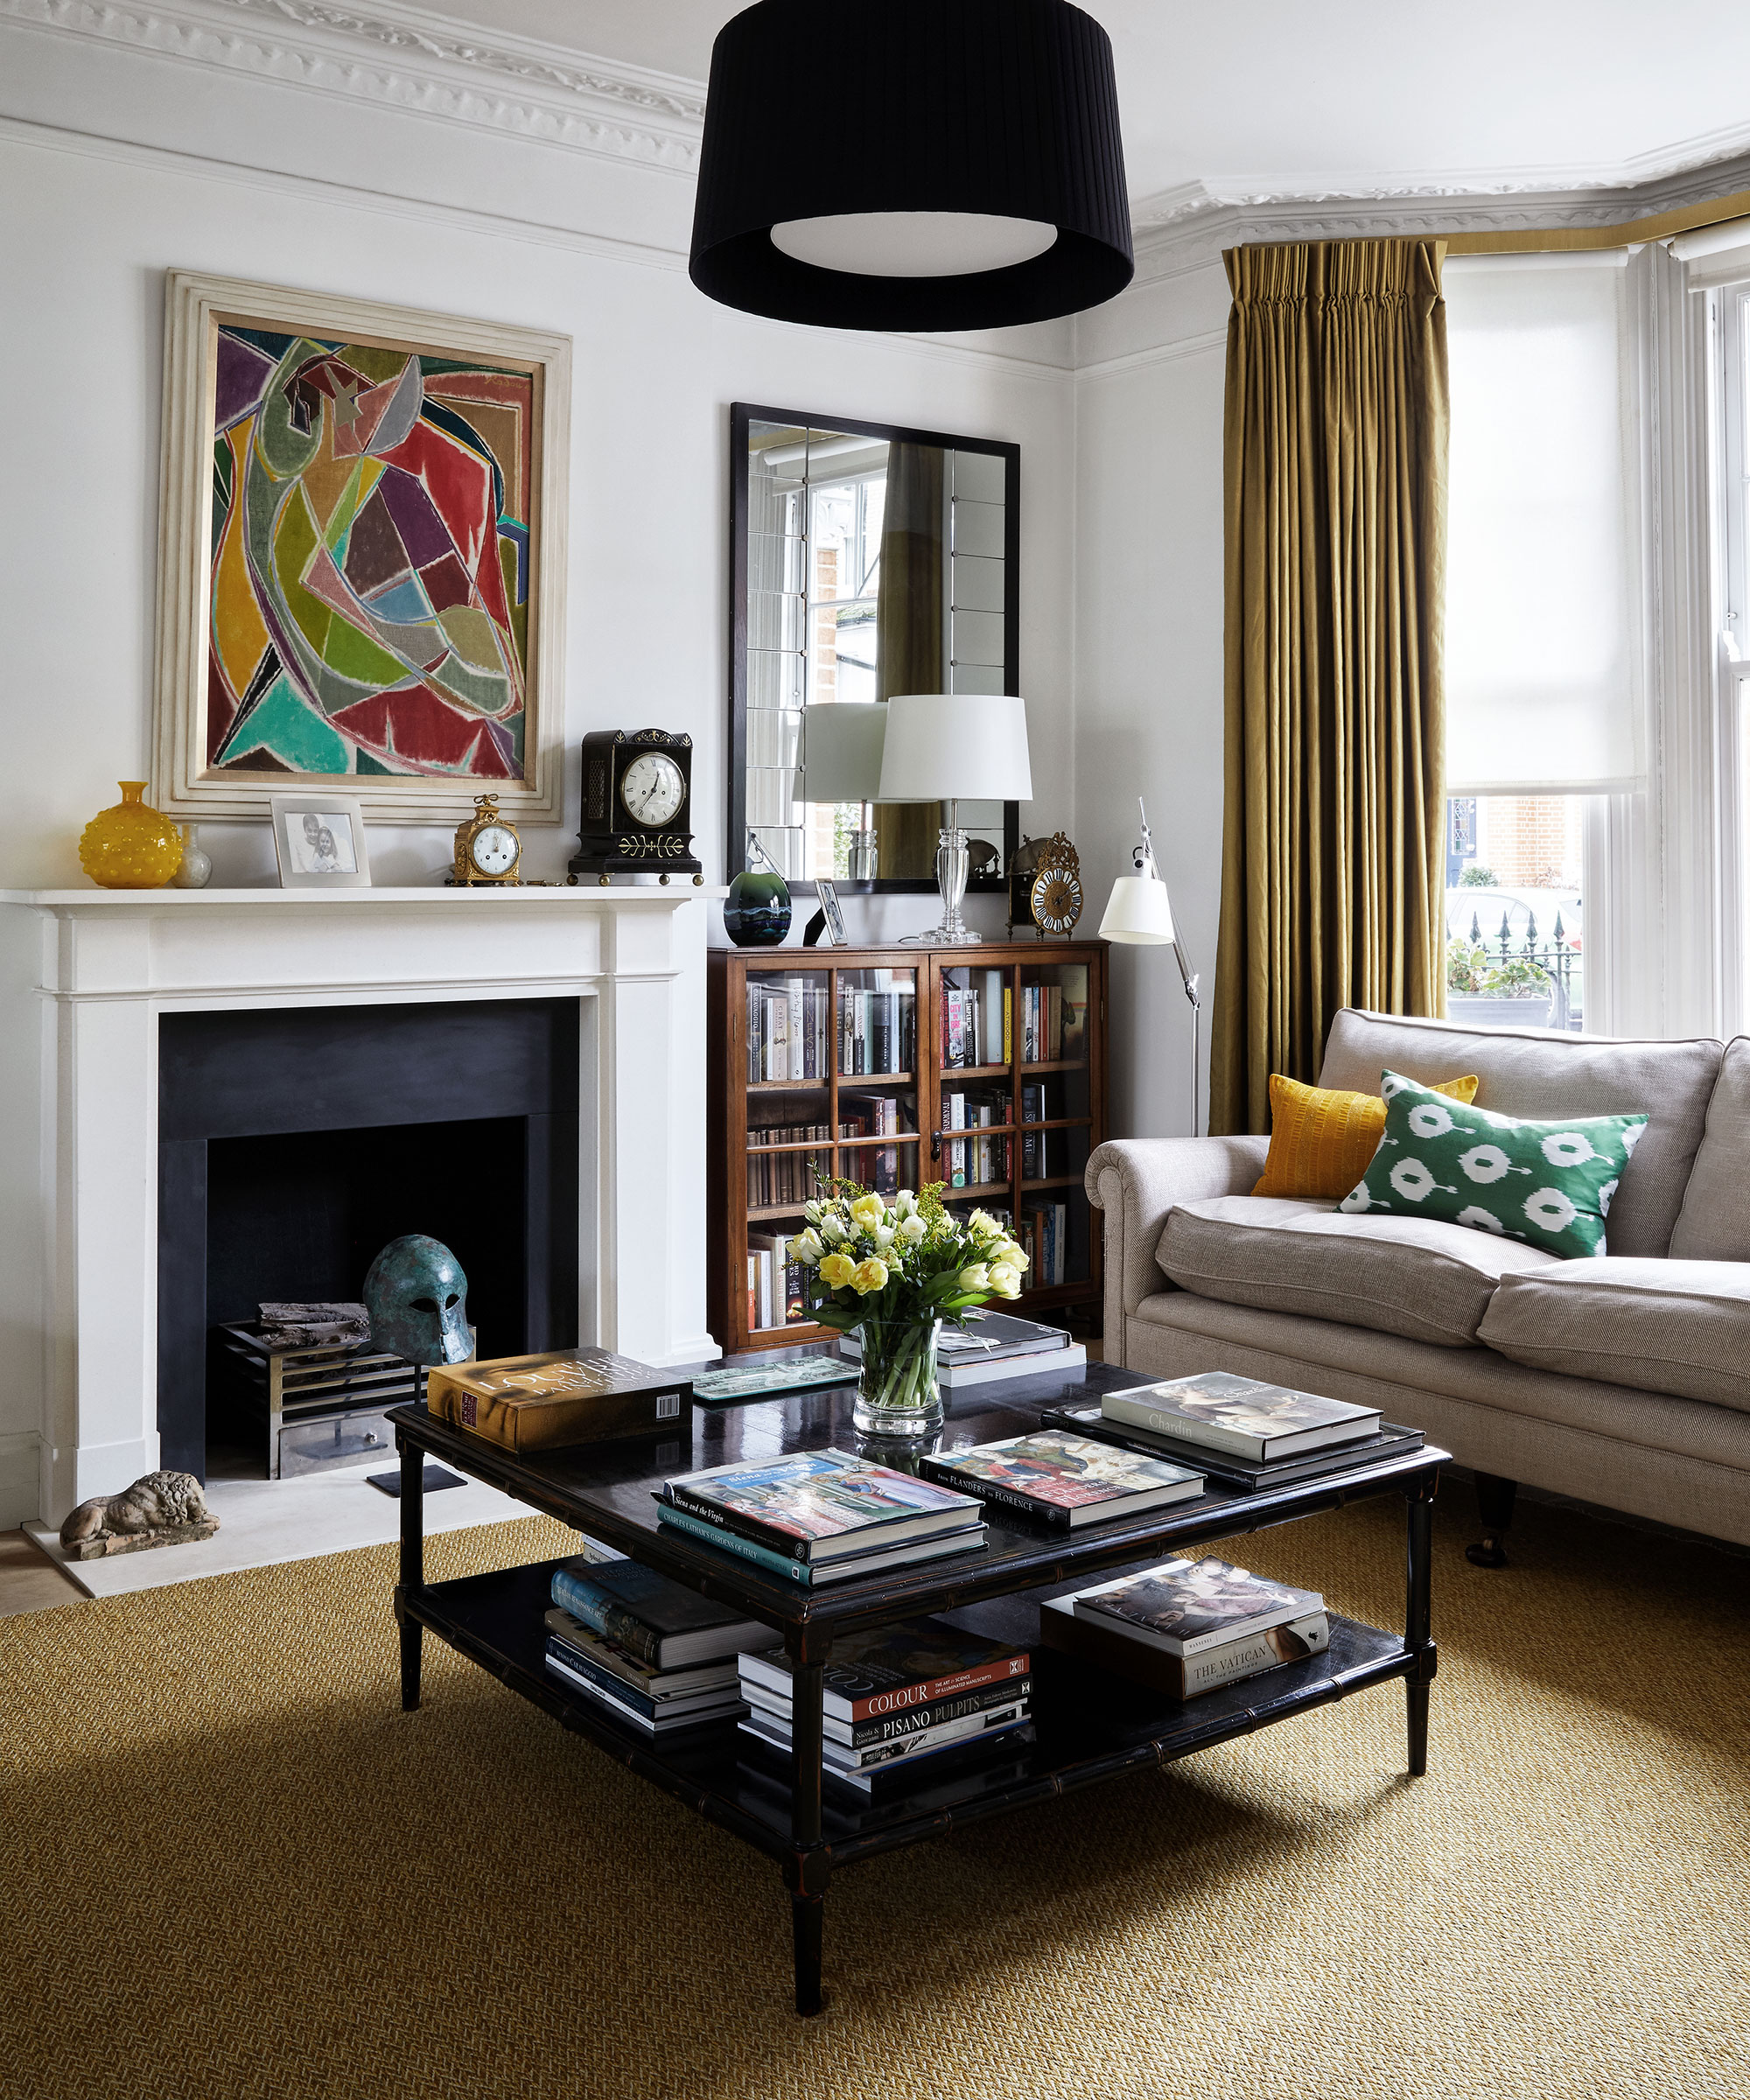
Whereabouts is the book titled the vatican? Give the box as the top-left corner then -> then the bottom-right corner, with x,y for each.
425,1348 -> 690,1453
1102,1371 -> 1379,1461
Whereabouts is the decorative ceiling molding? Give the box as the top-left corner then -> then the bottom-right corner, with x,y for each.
1,0 -> 708,171
1129,146 -> 1750,286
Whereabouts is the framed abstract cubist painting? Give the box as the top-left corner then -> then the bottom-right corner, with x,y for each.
153,272 -> 570,823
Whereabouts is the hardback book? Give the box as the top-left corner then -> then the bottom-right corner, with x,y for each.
1102,1371 -> 1381,1461
544,1608 -> 740,1700
740,1697 -> 1029,1773
741,1675 -> 1036,1750
546,1652 -> 746,1735
1071,1556 -> 1324,1657
658,1447 -> 982,1564
655,1503 -> 986,1585
545,1635 -> 746,1724
842,1310 -> 1071,1363
1039,1592 -> 1330,1699
425,1348 -> 690,1454
919,1431 -> 1204,1530
738,1615 -> 1031,1724
549,1558 -> 772,1669
1041,1402 -> 1424,1490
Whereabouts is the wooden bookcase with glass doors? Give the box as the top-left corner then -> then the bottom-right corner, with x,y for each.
708,941 -> 1108,1356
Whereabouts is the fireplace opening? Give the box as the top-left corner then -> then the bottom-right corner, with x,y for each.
159,998 -> 581,1480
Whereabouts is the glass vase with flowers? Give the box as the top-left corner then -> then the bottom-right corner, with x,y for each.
789,1181 -> 1030,1438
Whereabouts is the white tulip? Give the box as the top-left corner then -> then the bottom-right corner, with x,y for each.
802,1200 -> 822,1225
788,1228 -> 822,1265
967,1209 -> 1002,1242
898,1213 -> 927,1242
873,1225 -> 895,1250
959,1264 -> 990,1292
893,1190 -> 917,1218
819,1214 -> 846,1243
988,1260 -> 1022,1298
993,1238 -> 1028,1269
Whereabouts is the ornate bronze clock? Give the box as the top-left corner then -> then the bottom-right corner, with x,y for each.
569,730 -> 704,885
452,794 -> 522,886
1009,832 -> 1083,938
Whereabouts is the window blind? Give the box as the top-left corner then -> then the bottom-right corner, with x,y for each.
1443,255 -> 1642,794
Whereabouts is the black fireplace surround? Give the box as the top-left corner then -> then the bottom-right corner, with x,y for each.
158,998 -> 580,1477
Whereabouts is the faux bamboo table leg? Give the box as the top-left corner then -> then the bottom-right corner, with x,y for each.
1403,1471 -> 1437,1776
787,1652 -> 828,2016
397,1431 -> 425,1712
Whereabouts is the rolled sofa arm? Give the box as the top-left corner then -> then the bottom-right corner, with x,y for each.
1085,1136 -> 1271,1365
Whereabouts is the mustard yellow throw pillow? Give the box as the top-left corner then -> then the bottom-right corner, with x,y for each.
1252,1071 -> 1480,1200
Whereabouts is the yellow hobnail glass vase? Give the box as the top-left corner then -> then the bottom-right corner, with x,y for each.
78,781 -> 184,890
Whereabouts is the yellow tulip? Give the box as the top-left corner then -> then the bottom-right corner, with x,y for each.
850,1257 -> 889,1295
850,1194 -> 887,1232
819,1251 -> 857,1288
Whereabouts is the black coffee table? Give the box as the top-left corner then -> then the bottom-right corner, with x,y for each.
389,1357 -> 1445,2017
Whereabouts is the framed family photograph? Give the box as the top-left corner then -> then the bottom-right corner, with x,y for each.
152,271 -> 570,825
270,794 -> 372,888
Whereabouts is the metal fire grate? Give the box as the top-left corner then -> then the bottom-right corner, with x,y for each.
209,1323 -> 424,1478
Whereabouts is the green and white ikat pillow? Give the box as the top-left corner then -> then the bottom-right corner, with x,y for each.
1340,1069 -> 1648,1259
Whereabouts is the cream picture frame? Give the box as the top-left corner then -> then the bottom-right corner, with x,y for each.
152,270 -> 570,824
269,794 -> 373,888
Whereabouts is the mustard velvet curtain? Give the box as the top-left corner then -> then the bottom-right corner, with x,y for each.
1209,238 -> 1450,1136
874,441 -> 946,878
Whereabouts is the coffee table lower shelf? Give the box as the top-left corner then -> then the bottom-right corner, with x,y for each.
403,1554 -> 1416,1869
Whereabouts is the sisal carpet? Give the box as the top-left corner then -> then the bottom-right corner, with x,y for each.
2,1492 -> 1746,2100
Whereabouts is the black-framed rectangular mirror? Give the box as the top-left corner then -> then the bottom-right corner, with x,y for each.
728,403 -> 1020,892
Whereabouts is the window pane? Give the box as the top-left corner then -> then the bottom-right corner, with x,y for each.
1446,794 -> 1586,1030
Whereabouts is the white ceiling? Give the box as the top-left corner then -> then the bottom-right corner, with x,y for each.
427,0 -> 1750,204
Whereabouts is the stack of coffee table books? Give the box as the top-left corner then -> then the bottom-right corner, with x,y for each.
738,1617 -> 1033,1797
918,1429 -> 1204,1529
654,1449 -> 986,1585
1041,1556 -> 1330,1700
838,1310 -> 1086,1388
1042,1369 -> 1424,1491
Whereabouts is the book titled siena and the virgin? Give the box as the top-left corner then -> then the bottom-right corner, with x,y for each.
1102,1371 -> 1381,1461
918,1431 -> 1203,1529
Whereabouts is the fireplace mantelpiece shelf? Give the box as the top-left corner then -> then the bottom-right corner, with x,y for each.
0,886 -> 728,1530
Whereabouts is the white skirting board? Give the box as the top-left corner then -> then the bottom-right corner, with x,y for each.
23,1460 -> 536,1600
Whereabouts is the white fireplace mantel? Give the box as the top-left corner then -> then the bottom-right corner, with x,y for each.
0,886 -> 726,1526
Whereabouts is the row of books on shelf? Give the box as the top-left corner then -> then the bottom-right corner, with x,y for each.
746,1096 -> 914,1208
746,1235 -> 805,1330
1020,1200 -> 1070,1285
746,978 -> 915,1082
940,969 -> 1088,1071
941,1084 -> 1010,1187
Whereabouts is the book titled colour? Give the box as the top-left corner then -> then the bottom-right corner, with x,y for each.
919,1432 -> 1204,1530
738,1615 -> 1030,1721
1102,1370 -> 1380,1462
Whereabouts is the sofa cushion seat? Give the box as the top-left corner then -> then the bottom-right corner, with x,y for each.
1478,1259 -> 1750,1415
1155,1195 -> 1560,1350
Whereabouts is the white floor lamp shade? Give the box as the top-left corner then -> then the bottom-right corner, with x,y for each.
878,695 -> 1032,943
1100,801 -> 1203,1134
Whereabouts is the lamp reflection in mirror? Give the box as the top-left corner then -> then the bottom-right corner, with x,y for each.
1100,799 -> 1203,1135
878,694 -> 1032,946
792,702 -> 886,881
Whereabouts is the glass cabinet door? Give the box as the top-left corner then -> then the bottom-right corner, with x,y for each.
934,961 -> 1017,1229
741,962 -> 919,1339
1015,956 -> 1095,1292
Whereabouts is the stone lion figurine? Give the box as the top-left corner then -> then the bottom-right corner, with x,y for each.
60,1469 -> 219,1558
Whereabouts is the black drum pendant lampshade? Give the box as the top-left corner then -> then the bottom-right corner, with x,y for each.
689,0 -> 1133,332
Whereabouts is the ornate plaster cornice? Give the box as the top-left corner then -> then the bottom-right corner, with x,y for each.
1,0 -> 708,170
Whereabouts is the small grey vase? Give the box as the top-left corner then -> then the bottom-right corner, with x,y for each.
171,824 -> 212,889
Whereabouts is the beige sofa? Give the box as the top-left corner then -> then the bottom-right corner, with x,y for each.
1085,1009 -> 1750,1558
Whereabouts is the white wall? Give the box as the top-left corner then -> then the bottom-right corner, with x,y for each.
0,16 -> 1078,1521
1073,262 -> 1231,1138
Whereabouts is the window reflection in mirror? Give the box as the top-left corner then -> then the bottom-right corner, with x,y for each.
735,409 -> 1017,887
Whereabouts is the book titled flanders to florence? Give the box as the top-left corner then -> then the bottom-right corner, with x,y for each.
657,1448 -> 983,1565
425,1348 -> 690,1453
1070,1556 -> 1324,1657
918,1431 -> 1203,1530
1039,1592 -> 1330,1700
1102,1371 -> 1380,1462
549,1558 -> 772,1670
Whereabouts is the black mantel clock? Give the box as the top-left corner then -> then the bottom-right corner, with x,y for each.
569,729 -> 705,886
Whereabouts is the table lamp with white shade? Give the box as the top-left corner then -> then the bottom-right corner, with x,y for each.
877,694 -> 1033,945
791,702 -> 887,882
1100,799 -> 1204,1135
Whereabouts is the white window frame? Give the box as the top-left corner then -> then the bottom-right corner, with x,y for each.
1707,276 -> 1750,1033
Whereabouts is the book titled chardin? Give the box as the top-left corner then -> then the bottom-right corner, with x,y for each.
918,1431 -> 1204,1529
426,1348 -> 690,1453
1103,1371 -> 1380,1462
